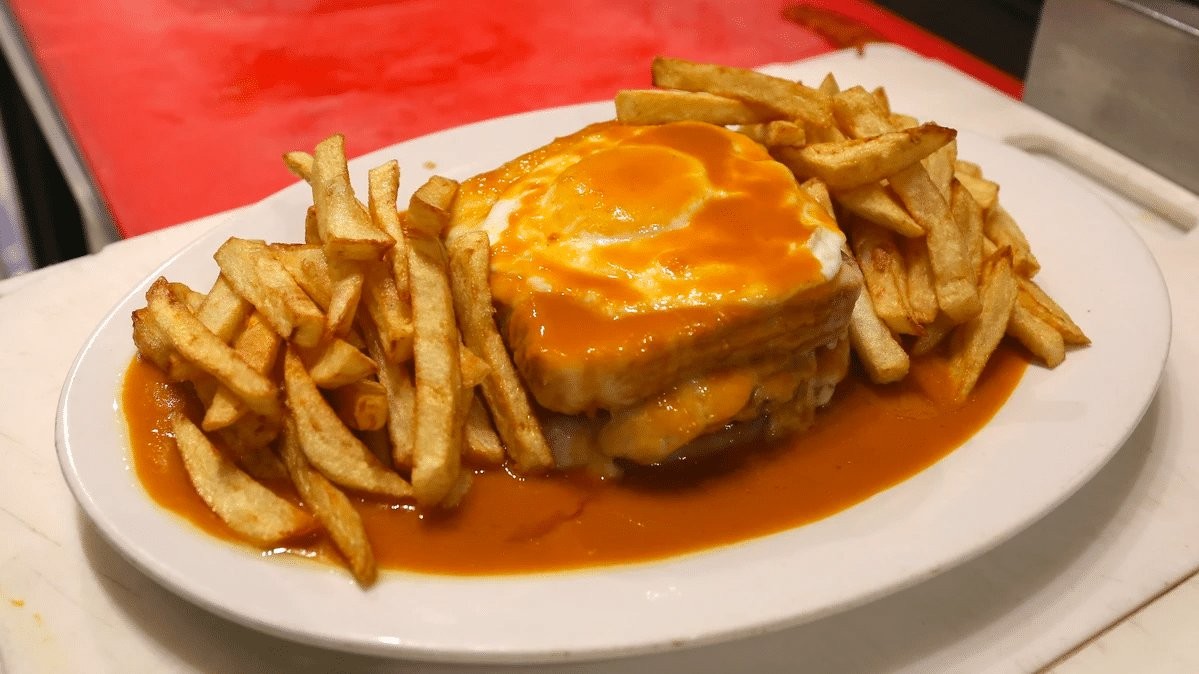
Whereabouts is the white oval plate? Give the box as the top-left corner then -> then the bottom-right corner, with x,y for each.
56,102 -> 1170,663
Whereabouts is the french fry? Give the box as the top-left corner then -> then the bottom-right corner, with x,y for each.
910,314 -> 956,356
447,230 -> 554,472
955,171 -> 999,212
214,238 -> 325,347
145,279 -> 281,418
1008,302 -> 1066,367
283,150 -> 314,182
871,85 -> 891,115
283,348 -> 412,498
279,418 -> 377,586
360,261 -> 412,364
834,182 -> 923,237
202,313 -> 283,431
295,337 -> 376,389
132,307 -> 175,373
1017,277 -> 1090,345
651,56 -> 832,126
848,218 -> 920,336
947,249 -> 1019,400
818,72 -> 840,96
890,166 -> 980,322
324,258 -> 365,339
950,179 -> 986,284
985,204 -> 1040,277
901,236 -> 939,324
890,113 -> 919,130
406,177 -> 466,506
366,160 -> 415,363
172,414 -> 312,546
738,120 -> 806,148
364,327 -> 416,467
464,395 -> 505,466
924,139 -> 956,201
831,87 -> 892,137
774,123 -> 956,190
848,287 -> 909,384
214,413 -> 282,464
195,275 -> 254,344
616,89 -> 780,126
310,134 -> 394,260
459,347 -> 491,389
955,160 -> 983,178
328,379 -> 388,431
168,282 -> 205,312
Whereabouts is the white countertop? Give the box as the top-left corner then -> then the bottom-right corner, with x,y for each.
1,47 -> 1197,672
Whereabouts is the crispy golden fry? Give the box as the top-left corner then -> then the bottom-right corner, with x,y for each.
447,230 -> 554,472
304,206 -> 321,245
985,204 -> 1040,277
651,56 -> 832,126
804,120 -> 846,144
279,418 -> 377,586
146,279 -> 281,418
214,412 -> 281,458
616,89 -> 780,125
831,87 -> 892,137
132,307 -> 174,372
214,238 -> 325,347
295,337 -> 376,388
310,134 -> 394,260
325,257 -> 365,339
871,86 -> 891,115
924,138 -> 956,201
818,72 -> 840,96
849,218 -> 920,335
439,470 -> 474,509
168,282 -> 205,312
329,379 -> 388,431
1008,302 -> 1066,367
848,286 -> 909,384
284,151 -> 314,182
364,327 -> 415,467
738,120 -> 806,148
901,236 -> 939,324
164,275 -> 254,381
367,161 -> 415,362
406,177 -> 466,506
890,113 -> 919,130
459,347 -> 491,389
1017,277 -> 1090,345
955,170 -> 999,212
464,395 -> 505,466
775,123 -> 956,190
910,314 -> 956,356
202,313 -> 283,431
799,178 -> 834,217
172,414 -> 311,546
890,166 -> 980,322
950,179 -> 986,284
196,275 -> 254,344
272,243 -> 332,309
834,182 -> 923,237
948,249 -> 1019,400
283,348 -> 412,498
361,260 -> 413,363
955,160 -> 983,178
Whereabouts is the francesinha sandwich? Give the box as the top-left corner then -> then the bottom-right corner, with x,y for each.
449,120 -> 862,465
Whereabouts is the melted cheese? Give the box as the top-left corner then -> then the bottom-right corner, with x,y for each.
453,120 -> 846,366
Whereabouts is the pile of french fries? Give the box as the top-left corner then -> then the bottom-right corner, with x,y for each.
131,136 -> 554,585
617,57 -> 1089,397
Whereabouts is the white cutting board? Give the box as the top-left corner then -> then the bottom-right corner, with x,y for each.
1,45 -> 1196,673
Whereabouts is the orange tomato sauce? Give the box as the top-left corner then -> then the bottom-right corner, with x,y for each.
122,345 -> 1027,575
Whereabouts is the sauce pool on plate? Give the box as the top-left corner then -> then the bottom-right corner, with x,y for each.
121,345 -> 1027,575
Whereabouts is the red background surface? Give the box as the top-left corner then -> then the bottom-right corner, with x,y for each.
10,0 -> 1019,237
